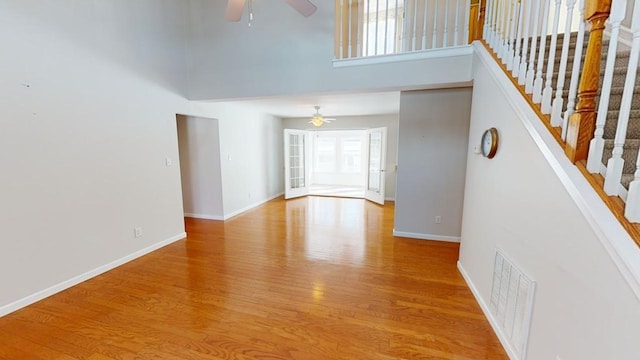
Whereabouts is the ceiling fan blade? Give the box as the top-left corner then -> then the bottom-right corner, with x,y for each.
324,118 -> 337,121
283,0 -> 317,17
225,0 -> 246,22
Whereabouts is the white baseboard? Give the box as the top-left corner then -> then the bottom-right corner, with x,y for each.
392,230 -> 460,242
223,192 -> 283,220
184,213 -> 224,221
457,261 -> 518,360
0,232 -> 186,318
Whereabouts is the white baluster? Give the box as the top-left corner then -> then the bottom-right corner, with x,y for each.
489,0 -> 501,49
422,0 -> 429,49
495,0 -> 509,52
587,0 -> 627,173
443,0 -> 450,47
562,0 -> 587,140
498,0 -> 509,55
605,0 -> 640,198
364,0 -> 372,56
518,0 -> 532,84
375,0 -> 380,54
541,0 -> 562,114
351,0 -> 355,57
623,3 -> 640,221
505,0 -> 519,68
490,0 -> 499,46
433,0 -> 439,48
411,0 -> 418,51
484,0 -> 493,42
550,0 -> 577,127
401,0 -> 408,52
454,0 -> 460,46
464,0 -> 471,44
393,0 -> 400,53
525,0 -> 541,93
511,0 -> 526,74
533,0 -> 551,102
496,0 -> 511,54
384,0 -> 389,54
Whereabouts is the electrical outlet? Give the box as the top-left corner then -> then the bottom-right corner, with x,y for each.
165,157 -> 172,166
134,227 -> 143,238
435,216 -> 442,224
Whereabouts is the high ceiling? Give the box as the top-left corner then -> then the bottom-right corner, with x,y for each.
214,91 -> 401,119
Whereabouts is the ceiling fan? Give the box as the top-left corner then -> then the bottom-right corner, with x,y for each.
308,106 -> 336,127
225,0 -> 317,22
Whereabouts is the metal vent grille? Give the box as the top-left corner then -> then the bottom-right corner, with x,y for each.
490,250 -> 536,360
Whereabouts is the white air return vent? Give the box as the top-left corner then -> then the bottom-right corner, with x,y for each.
490,249 -> 535,360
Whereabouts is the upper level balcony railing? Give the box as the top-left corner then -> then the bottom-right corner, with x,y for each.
334,0 -> 473,59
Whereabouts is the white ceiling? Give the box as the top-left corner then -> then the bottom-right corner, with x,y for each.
215,91 -> 401,119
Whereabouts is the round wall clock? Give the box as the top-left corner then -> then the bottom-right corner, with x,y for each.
481,127 -> 499,159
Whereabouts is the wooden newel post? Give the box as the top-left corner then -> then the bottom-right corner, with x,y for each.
478,0 -> 486,41
469,0 -> 486,43
565,0 -> 612,162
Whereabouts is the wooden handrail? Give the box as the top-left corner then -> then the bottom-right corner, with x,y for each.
564,0 -> 612,162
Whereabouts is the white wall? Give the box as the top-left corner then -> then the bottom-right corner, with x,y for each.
184,102 -> 285,218
283,114 -> 399,200
177,115 -> 224,219
460,48 -> 640,359
394,88 -> 472,242
0,0 -> 189,312
185,1 -> 473,101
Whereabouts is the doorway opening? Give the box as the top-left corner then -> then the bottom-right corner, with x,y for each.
284,127 -> 387,205
176,114 -> 224,220
308,130 -> 366,198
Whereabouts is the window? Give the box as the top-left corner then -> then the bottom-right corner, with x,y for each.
315,137 -> 337,172
342,138 -> 362,172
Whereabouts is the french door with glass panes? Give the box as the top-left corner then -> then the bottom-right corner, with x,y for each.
284,127 -> 387,204
284,129 -> 310,199
364,127 -> 387,205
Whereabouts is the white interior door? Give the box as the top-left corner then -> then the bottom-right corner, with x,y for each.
284,129 -> 310,199
365,127 -> 387,205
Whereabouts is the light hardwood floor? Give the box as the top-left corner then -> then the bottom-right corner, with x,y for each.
0,196 -> 507,359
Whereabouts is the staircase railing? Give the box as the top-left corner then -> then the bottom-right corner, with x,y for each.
334,0 -> 640,230
480,0 -> 640,230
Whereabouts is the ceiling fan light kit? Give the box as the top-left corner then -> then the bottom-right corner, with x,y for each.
224,0 -> 317,22
310,116 -> 324,127
308,106 -> 336,127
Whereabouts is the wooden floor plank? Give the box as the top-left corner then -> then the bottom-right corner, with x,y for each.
0,196 -> 507,359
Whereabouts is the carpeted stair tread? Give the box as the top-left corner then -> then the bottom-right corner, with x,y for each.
603,109 -> 640,138
622,174 -> 634,189
603,67 -> 638,88
598,85 -> 640,112
603,139 -> 640,175
602,51 -> 632,69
